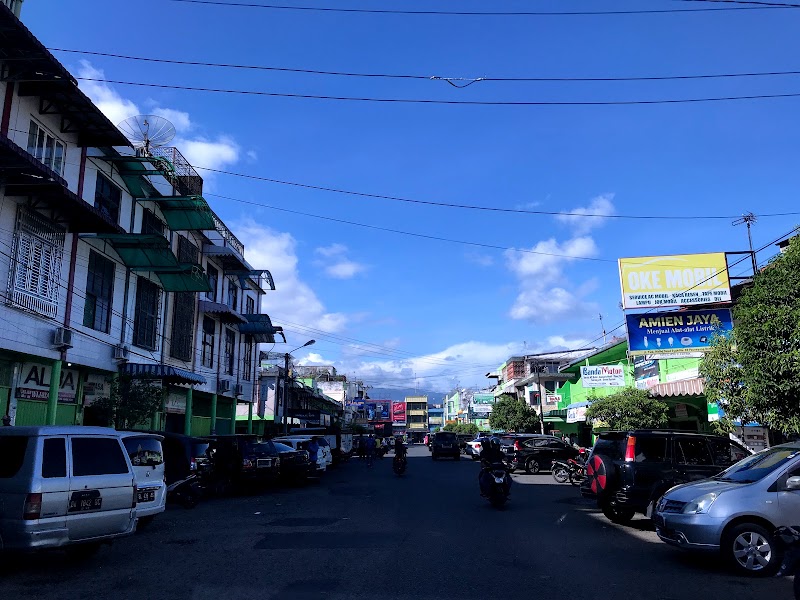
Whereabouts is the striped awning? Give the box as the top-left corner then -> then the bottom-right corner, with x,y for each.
123,363 -> 206,385
649,377 -> 705,398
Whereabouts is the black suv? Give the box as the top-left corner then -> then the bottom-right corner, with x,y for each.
505,435 -> 579,474
204,435 -> 287,492
581,430 -> 750,524
431,431 -> 461,460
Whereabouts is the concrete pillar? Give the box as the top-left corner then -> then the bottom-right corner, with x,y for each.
184,387 -> 193,436
46,360 -> 62,426
210,393 -> 218,434
231,398 -> 237,434
247,402 -> 253,434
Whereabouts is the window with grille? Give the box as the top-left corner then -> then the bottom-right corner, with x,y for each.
201,317 -> 215,368
141,208 -> 166,237
170,292 -> 195,361
177,236 -> 199,264
83,251 -> 115,333
227,281 -> 238,311
7,207 -> 65,319
246,296 -> 255,315
132,277 -> 161,350
242,335 -> 253,381
206,265 -> 218,302
224,328 -> 236,375
95,173 -> 121,225
26,119 -> 66,176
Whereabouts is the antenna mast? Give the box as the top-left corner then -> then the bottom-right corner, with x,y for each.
732,212 -> 758,276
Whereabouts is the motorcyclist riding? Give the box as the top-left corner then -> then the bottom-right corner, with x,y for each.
479,436 -> 510,497
394,436 -> 407,460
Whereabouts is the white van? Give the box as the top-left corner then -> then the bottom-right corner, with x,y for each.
119,432 -> 166,526
0,426 -> 137,554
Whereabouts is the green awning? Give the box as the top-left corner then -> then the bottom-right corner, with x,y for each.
150,264 -> 212,293
543,409 -> 568,423
143,196 -> 215,231
97,155 -> 175,198
88,233 -> 176,269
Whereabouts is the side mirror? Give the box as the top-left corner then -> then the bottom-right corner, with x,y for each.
787,476 -> 800,491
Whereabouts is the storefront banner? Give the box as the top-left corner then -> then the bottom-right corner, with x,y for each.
17,362 -> 80,403
567,405 -> 588,423
580,365 -> 625,388
626,308 -> 733,356
666,367 -> 700,383
82,373 -> 112,407
545,394 -> 562,406
633,357 -> 660,390
288,408 -> 321,423
165,392 -> 186,414
473,393 -> 495,405
391,401 -> 406,424
618,253 -> 731,309
471,404 -> 492,414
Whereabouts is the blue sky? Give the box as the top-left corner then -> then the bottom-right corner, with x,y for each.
24,0 -> 800,392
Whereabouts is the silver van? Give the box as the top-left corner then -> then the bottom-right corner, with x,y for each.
0,426 -> 137,553
654,441 -> 800,576
120,432 -> 166,526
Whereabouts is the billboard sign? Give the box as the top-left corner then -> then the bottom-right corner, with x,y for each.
626,308 -> 733,356
365,401 -> 391,421
473,393 -> 495,405
545,394 -> 562,406
17,362 -> 80,403
391,401 -> 406,425
566,405 -> 588,423
633,356 -> 660,390
580,365 -> 625,388
618,253 -> 731,309
471,404 -> 493,415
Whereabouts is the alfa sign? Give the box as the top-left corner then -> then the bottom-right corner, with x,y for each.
618,253 -> 731,309
580,365 -> 625,388
626,308 -> 732,356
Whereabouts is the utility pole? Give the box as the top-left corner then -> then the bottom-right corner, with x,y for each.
280,340 -> 315,435
599,313 -> 607,345
733,212 -> 758,276
534,360 -> 545,435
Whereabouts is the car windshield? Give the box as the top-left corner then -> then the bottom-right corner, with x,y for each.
436,433 -> 457,441
713,446 -> 800,483
272,442 -> 296,453
192,442 -> 210,459
123,436 -> 163,467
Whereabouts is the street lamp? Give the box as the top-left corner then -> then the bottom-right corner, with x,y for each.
281,339 -> 315,434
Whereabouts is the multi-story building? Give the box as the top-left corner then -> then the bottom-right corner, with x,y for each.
405,395 -> 428,441
427,404 -> 444,431
0,4 -> 281,435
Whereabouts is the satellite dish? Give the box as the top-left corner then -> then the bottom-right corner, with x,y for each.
118,115 -> 175,156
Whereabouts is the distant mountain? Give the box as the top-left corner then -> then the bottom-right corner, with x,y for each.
367,387 -> 447,405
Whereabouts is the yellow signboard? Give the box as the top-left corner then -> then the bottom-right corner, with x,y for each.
618,252 -> 731,309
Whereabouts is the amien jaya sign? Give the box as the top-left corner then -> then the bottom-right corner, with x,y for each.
580,365 -> 626,388
618,253 -> 731,309
626,308 -> 733,356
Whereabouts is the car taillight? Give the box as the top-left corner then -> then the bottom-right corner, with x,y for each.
242,458 -> 254,469
475,443 -> 481,449
190,458 -> 197,471
514,440 -> 523,451
23,493 -> 42,520
625,436 -> 637,462
132,484 -> 138,508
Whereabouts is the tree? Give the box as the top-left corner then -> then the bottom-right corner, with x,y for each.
91,376 -> 163,430
726,236 -> 800,434
489,397 -> 540,433
584,387 -> 669,431
443,423 -> 458,432
699,329 -> 756,434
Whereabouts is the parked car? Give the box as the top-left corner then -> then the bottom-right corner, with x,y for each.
273,436 -> 328,474
457,434 -> 473,454
581,430 -> 751,525
119,432 -> 166,527
431,431 -> 461,460
466,435 -> 493,460
155,431 -> 213,490
0,426 -> 137,555
654,442 -> 800,576
505,435 -> 579,474
265,441 -> 313,482
204,435 -> 281,493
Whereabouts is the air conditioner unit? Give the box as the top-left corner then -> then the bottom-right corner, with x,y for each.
234,383 -> 244,397
218,379 -> 231,393
113,344 -> 130,361
53,327 -> 73,349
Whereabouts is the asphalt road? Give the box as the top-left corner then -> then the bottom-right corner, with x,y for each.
0,445 -> 793,600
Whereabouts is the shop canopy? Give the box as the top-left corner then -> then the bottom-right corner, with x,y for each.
140,196 -> 215,231
198,300 -> 247,324
203,243 -> 249,272
225,269 -> 276,294
543,409 -> 568,423
123,363 -> 207,385
649,378 -> 705,398
238,314 -> 285,343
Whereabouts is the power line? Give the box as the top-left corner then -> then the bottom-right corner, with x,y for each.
168,0 -> 784,15
51,47 -> 800,83
682,0 -> 800,7
76,76 -> 800,106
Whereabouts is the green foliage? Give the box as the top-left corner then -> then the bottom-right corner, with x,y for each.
700,329 -> 756,434
489,397 -> 540,433
584,387 -> 669,431
441,422 -> 479,434
727,236 -> 800,434
91,376 -> 163,430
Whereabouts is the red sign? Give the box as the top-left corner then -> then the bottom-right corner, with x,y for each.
391,401 -> 406,424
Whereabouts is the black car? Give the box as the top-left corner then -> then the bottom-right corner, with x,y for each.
581,430 -> 751,524
261,440 -> 313,482
132,430 -> 213,489
505,435 -> 579,474
431,431 -> 461,460
204,435 -> 282,492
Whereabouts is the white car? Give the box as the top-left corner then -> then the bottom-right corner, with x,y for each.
273,436 -> 331,473
466,436 -> 493,461
119,432 -> 167,526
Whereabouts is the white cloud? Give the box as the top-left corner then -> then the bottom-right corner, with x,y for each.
77,61 -> 140,127
505,236 -> 597,282
234,220 -> 348,335
314,244 -> 366,279
175,136 -> 239,171
152,108 -> 192,133
509,286 -> 598,323
556,194 -> 615,235
465,251 -> 494,267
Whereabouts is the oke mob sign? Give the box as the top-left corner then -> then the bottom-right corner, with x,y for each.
618,253 -> 731,310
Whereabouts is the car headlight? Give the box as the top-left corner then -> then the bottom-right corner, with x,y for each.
682,492 -> 718,514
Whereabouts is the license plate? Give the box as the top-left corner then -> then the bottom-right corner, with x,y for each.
68,490 -> 102,512
137,489 -> 156,503
257,459 -> 272,468
442,444 -> 452,448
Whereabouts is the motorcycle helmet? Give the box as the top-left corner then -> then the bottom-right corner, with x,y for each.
489,436 -> 501,452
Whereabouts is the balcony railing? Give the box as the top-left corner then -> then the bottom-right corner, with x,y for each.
149,147 -> 204,197
211,210 -> 245,257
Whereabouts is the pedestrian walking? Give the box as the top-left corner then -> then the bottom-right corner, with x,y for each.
365,434 -> 377,467
308,437 -> 320,469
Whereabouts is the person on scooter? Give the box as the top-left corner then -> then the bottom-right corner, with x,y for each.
394,436 -> 407,461
479,437 -> 509,497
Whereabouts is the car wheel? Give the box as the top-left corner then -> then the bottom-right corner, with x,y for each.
525,457 -> 541,474
455,454 -> 461,461
601,501 -> 636,524
723,523 -> 779,576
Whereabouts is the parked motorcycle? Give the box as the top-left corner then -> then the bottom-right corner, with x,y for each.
776,526 -> 800,599
167,474 -> 202,509
552,457 -> 586,486
481,461 -> 512,508
393,455 -> 407,476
